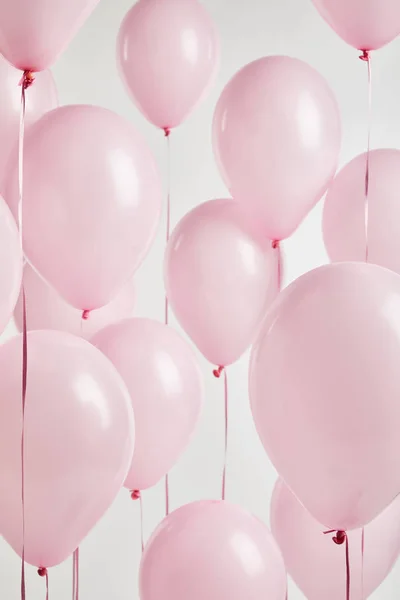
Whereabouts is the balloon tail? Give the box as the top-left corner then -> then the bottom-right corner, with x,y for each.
272,240 -> 282,291
213,366 -> 228,500
163,126 -> 171,513
38,568 -> 49,600
82,309 -> 90,321
324,530 -> 350,600
131,490 -> 144,553
72,548 -> 79,600
361,527 -> 364,599
359,50 -> 372,263
18,69 -> 34,600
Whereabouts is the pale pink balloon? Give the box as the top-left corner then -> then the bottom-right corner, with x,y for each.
6,105 -> 162,311
271,479 -> 400,600
140,500 -> 287,600
0,330 -> 134,568
0,56 -> 57,195
13,264 -> 136,340
213,56 -> 341,241
250,262 -> 400,531
311,0 -> 400,51
117,0 -> 219,131
0,194 -> 22,334
0,0 -> 99,71
164,199 -> 280,367
92,318 -> 203,490
323,149 -> 400,274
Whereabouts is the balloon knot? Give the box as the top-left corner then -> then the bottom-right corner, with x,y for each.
213,366 -> 224,378
164,127 -> 171,137
131,489 -> 141,500
37,567 -> 47,577
19,70 -> 35,90
359,50 -> 370,62
272,240 -> 280,249
324,529 -> 347,545
82,309 -> 90,320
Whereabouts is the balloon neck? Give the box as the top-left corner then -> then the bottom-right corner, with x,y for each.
19,70 -> 35,90
163,127 -> 171,137
82,309 -> 90,321
37,567 -> 48,577
213,366 -> 224,378
359,50 -> 370,62
324,529 -> 347,545
131,489 -> 141,500
272,240 -> 280,249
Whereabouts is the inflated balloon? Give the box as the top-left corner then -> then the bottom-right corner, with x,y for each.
0,56 -> 57,194
311,0 -> 400,51
14,264 -> 136,340
164,198 -> 280,367
250,262 -> 400,531
323,149 -> 400,274
0,0 -> 99,71
6,105 -> 162,311
213,56 -> 341,240
117,0 -> 219,131
271,479 -> 400,600
0,330 -> 134,567
92,318 -> 203,490
140,500 -> 287,600
0,195 -> 22,334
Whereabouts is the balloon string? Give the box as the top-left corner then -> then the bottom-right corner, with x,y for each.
272,240 -> 282,291
72,548 -> 79,600
359,50 -> 372,263
361,527 -> 364,599
213,366 -> 228,500
324,530 -> 350,600
18,69 -> 34,600
38,568 -> 49,600
164,126 -> 171,516
131,490 -> 144,553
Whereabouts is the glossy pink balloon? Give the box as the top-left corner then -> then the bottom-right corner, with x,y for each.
164,199 -> 280,367
117,0 -> 219,130
0,195 -> 22,334
140,500 -> 287,600
93,318 -> 203,490
0,330 -> 134,568
0,0 -> 99,71
271,479 -> 400,600
250,262 -> 400,531
14,264 -> 136,340
213,56 -> 341,241
311,0 -> 400,51
323,149 -> 400,274
6,105 -> 162,311
0,56 -> 57,194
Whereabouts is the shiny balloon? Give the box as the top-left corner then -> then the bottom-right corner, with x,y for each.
92,318 -> 203,490
0,330 -> 134,567
140,500 -> 287,600
213,56 -> 341,240
250,262 -> 400,530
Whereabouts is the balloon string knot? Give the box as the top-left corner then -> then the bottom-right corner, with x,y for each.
131,489 -> 141,500
272,240 -> 279,249
359,50 -> 370,62
37,567 -> 48,577
82,309 -> 90,320
164,127 -> 171,137
324,529 -> 347,545
19,70 -> 35,90
213,366 -> 224,378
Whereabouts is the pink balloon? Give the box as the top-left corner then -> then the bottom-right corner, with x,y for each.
92,318 -> 203,490
213,56 -> 341,241
250,262 -> 400,531
323,149 -> 400,275
6,105 -> 162,311
0,195 -> 22,334
14,264 -> 136,340
0,330 -> 134,568
0,56 -> 57,195
271,479 -> 400,600
117,0 -> 219,130
164,198 -> 280,367
311,0 -> 400,51
140,500 -> 287,600
0,0 -> 99,71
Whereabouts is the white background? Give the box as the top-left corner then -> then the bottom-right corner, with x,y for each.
1,0 -> 400,598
